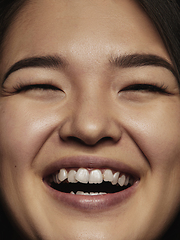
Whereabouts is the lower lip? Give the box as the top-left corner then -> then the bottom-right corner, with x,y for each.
44,181 -> 139,211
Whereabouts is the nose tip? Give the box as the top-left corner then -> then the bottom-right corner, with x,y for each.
58,89 -> 122,146
59,113 -> 122,146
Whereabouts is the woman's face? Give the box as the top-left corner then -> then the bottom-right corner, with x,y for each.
0,0 -> 180,239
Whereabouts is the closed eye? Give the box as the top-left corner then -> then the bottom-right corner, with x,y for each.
121,84 -> 170,94
13,83 -> 61,93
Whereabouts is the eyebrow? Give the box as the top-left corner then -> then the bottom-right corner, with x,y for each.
110,53 -> 177,78
2,53 -> 178,85
2,55 -> 67,85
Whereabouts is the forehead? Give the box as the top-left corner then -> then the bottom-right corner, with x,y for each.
1,0 -> 170,72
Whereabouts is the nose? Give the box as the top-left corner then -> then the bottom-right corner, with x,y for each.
59,92 -> 122,146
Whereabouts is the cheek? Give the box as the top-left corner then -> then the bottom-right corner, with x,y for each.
125,101 -> 180,172
0,99 -> 60,168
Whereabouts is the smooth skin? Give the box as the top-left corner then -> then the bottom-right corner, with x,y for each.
0,0 -> 180,239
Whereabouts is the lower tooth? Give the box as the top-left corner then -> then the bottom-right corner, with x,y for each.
74,192 -> 107,195
90,192 -> 99,195
89,192 -> 107,195
76,191 -> 84,195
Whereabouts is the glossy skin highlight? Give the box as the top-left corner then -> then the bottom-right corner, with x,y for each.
0,0 -> 180,239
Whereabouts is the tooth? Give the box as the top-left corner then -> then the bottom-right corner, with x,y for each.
58,169 -> 68,182
103,169 -> 113,182
53,174 -> 58,183
125,175 -> 129,186
74,192 -> 106,196
89,169 -> 103,184
118,175 -> 126,186
129,178 -> 134,186
75,168 -> 89,183
76,191 -> 84,195
112,172 -> 120,185
68,170 -> 77,183
56,174 -> 61,184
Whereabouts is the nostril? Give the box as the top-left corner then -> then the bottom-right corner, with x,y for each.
95,136 -> 121,146
63,136 -> 87,145
97,137 -> 116,144
62,136 -> 116,146
58,115 -> 122,145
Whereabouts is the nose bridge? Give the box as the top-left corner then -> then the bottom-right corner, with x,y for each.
59,81 -> 122,145
75,87 -> 107,134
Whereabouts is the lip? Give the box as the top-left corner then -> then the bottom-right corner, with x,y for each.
43,155 -> 140,211
43,155 -> 140,178
44,181 -> 139,211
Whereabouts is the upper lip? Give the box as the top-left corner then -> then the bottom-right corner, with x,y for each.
43,155 -> 140,180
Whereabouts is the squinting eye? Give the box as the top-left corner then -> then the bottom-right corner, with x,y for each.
13,83 -> 61,93
120,84 -> 170,94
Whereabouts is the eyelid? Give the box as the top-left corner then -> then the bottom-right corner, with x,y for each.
2,67 -> 67,88
120,83 -> 170,94
13,83 -> 61,92
0,78 -> 65,96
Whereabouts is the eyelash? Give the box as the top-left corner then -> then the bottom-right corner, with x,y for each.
120,83 -> 170,94
13,83 -> 60,93
10,82 -> 169,95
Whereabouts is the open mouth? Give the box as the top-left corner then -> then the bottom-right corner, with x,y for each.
46,168 -> 136,196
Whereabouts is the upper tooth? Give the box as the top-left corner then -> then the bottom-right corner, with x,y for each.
129,178 -> 134,186
103,169 -> 113,182
58,168 -> 68,182
68,170 -> 77,183
89,169 -> 103,184
112,172 -> 120,185
53,174 -> 59,184
53,168 -> 132,187
124,175 -> 129,186
118,175 -> 126,186
56,174 -> 61,184
75,168 -> 89,183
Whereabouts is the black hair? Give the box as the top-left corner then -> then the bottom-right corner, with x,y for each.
0,0 -> 180,239
138,0 -> 180,84
0,0 -> 180,82
0,0 -> 28,56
